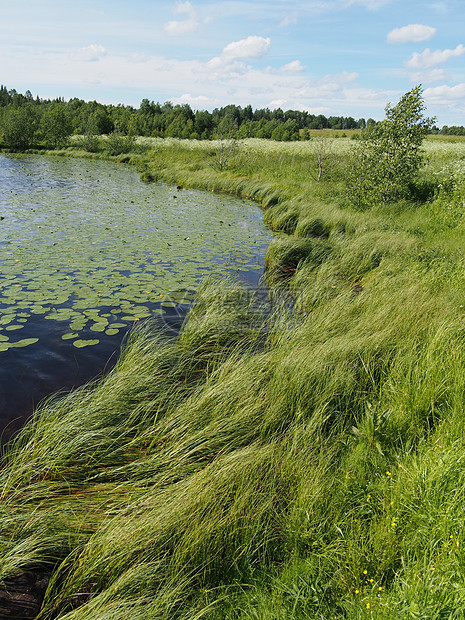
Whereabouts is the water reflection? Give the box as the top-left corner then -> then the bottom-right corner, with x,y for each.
0,155 -> 272,435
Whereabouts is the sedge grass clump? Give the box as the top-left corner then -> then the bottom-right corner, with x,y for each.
265,237 -> 334,285
178,277 -> 268,360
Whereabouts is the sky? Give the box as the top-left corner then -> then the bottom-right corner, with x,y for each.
2,0 -> 465,126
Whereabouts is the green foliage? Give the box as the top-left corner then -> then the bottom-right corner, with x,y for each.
39,105 -> 72,148
0,85 -> 369,151
347,86 -> 435,208
77,115 -> 101,152
104,130 -> 136,155
2,103 -> 38,150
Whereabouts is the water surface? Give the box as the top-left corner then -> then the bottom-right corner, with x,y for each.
0,155 -> 272,436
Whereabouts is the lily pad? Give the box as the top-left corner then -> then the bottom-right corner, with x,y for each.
0,156 -> 272,347
62,332 -> 79,340
73,339 -> 100,348
90,323 -> 107,332
8,338 -> 39,349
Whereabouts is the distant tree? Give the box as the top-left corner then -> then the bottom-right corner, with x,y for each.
79,115 -> 101,152
0,85 -> 11,107
2,103 -> 38,150
92,107 -> 114,134
209,119 -> 238,171
309,137 -> 336,182
346,86 -> 435,208
40,105 -> 72,148
194,110 -> 214,138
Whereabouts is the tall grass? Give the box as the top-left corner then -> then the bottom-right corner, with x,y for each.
2,136 -> 465,618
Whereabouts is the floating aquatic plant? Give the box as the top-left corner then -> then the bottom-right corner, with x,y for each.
0,155 -> 272,350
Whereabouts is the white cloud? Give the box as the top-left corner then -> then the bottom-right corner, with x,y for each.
292,71 -> 360,103
424,82 -> 465,104
406,43 -> 465,69
73,44 -> 107,62
280,60 -> 305,73
206,36 -> 271,78
424,82 -> 465,121
387,24 -> 436,44
221,36 -> 271,61
269,99 -> 287,108
174,93 -> 218,108
409,68 -> 448,84
164,1 -> 199,36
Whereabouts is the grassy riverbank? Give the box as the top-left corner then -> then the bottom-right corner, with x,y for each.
2,136 -> 465,618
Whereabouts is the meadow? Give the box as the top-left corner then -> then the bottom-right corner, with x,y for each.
1,133 -> 465,618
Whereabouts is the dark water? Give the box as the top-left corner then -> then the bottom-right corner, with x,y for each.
0,155 -> 272,438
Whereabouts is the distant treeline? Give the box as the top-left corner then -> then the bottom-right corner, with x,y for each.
439,125 -> 465,136
0,85 -> 462,150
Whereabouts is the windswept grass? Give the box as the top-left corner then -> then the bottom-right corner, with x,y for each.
2,136 -> 465,618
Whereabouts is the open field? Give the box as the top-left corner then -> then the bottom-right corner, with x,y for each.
1,135 -> 465,618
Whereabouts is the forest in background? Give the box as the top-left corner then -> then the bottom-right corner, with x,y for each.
1,84 -> 463,152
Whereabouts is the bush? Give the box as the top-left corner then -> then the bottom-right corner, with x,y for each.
105,131 -> 136,156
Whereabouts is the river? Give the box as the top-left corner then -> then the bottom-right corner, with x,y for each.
0,154 -> 273,437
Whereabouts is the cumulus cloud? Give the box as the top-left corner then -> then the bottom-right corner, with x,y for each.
164,1 -> 199,36
280,60 -> 305,73
406,43 -> 465,69
73,44 -> 107,62
424,82 -> 465,103
206,36 -> 271,77
387,24 -> 436,44
221,36 -> 271,61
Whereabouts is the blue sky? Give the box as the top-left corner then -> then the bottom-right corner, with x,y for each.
2,0 -> 465,125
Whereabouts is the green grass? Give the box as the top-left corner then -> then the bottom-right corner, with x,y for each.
1,136 -> 465,618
